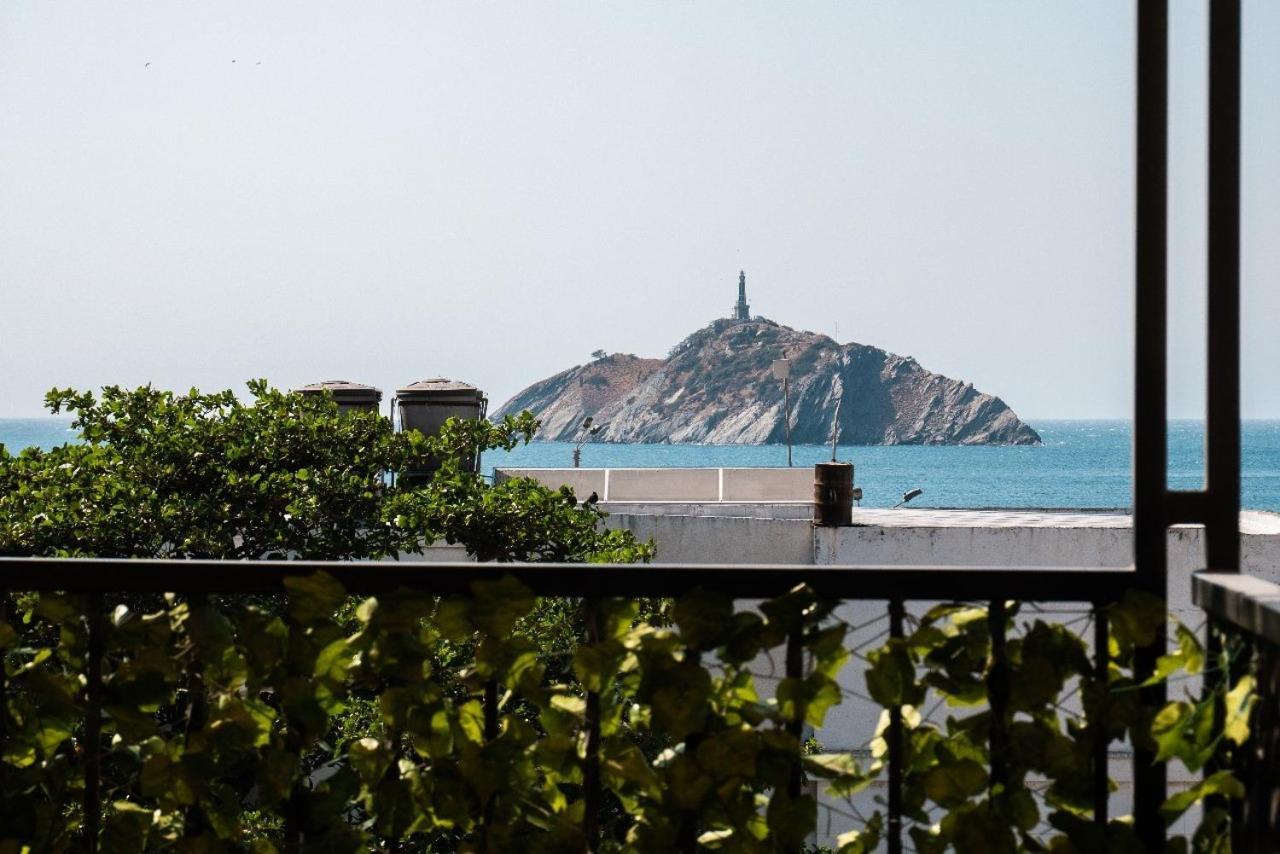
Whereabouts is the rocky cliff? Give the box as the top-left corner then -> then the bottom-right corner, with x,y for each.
493,318 -> 1040,445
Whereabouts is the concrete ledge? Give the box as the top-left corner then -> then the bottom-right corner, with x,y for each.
608,468 -> 720,501
721,467 -> 813,501
495,468 -> 605,498
493,467 -> 815,502
1193,572 -> 1280,645
601,502 -> 813,520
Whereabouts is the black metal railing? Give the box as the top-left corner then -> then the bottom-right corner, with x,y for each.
1194,572 -> 1280,851
0,556 -> 1139,852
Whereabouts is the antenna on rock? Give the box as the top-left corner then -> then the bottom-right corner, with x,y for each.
830,394 -> 842,461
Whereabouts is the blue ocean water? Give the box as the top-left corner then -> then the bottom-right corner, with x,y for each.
3,418 -> 1279,511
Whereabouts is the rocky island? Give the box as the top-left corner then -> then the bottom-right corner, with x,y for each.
493,274 -> 1041,446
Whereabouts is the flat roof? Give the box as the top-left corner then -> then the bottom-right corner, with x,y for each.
599,503 -> 1280,534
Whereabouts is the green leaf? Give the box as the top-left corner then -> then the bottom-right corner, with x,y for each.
1160,771 -> 1244,821
572,642 -> 621,694
457,699 -> 486,743
469,575 -> 534,636
866,639 -> 924,707
673,588 -> 735,649
804,753 -> 876,798
348,736 -> 392,782
1223,674 -> 1256,745
283,572 -> 347,624
314,636 -> 354,682
766,790 -> 816,849
1110,589 -> 1167,650
922,758 -> 987,807
836,812 -> 883,853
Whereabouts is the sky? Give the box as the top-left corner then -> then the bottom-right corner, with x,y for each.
0,1 -> 1276,420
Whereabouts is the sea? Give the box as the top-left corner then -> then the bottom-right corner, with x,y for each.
2,418 -> 1279,512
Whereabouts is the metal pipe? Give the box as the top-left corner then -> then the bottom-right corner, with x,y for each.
1132,1 -> 1170,844
784,376 -> 792,467
0,556 -> 1141,601
1206,0 -> 1241,573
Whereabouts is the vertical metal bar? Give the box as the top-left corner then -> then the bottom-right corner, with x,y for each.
1133,0 -> 1169,846
284,787 -> 304,853
785,629 -> 804,798
0,596 -> 8,754
784,376 -> 793,468
987,600 -> 1009,799
1204,620 -> 1227,820
582,599 -> 602,853
484,678 -> 499,742
1206,621 -> 1253,846
1093,603 -> 1110,827
1206,0 -> 1241,573
887,599 -> 905,854
84,593 -> 104,854
1246,639 -> 1280,849
183,594 -> 210,839
478,675 -> 500,849
677,650 -> 704,854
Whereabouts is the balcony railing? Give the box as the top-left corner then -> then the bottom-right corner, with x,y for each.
1194,572 -> 1280,850
0,556 -> 1250,851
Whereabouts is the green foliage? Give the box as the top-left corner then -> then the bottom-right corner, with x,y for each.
0,383 -> 1261,851
0,581 -> 1262,851
858,597 -> 1256,853
0,382 -> 652,567
0,381 -> 430,559
0,382 -> 656,849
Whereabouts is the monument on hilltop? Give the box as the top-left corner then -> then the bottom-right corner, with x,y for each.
733,270 -> 750,321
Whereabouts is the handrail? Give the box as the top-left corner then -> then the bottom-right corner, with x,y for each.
0,555 -> 1132,852
0,556 -> 1137,600
1193,571 -> 1280,646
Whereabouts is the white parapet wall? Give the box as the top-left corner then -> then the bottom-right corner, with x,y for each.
494,467 -> 814,503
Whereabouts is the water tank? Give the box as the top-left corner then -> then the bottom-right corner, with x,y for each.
813,462 -> 854,526
396,378 -> 488,479
294,380 -> 383,414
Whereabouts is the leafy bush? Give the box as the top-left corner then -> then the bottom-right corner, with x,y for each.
0,381 -> 649,565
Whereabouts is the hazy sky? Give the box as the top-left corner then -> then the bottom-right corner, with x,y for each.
1,1 -> 1276,419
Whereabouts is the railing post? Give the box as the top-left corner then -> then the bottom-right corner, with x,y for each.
1203,2 -> 1243,831
1133,0 -> 1169,846
677,650 -> 703,854
1205,0 -> 1241,575
183,594 -> 210,839
582,599 -> 602,853
887,599 -> 905,854
481,676 -> 500,849
785,628 -> 804,799
987,600 -> 1009,801
284,786 -> 303,853
1245,639 -> 1280,848
84,593 -> 104,854
483,678 -> 499,742
1092,602 -> 1110,828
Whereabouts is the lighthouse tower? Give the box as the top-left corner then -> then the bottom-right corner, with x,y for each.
733,270 -> 750,321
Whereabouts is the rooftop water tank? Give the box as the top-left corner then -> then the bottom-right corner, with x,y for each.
294,380 -> 383,414
395,378 -> 488,480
